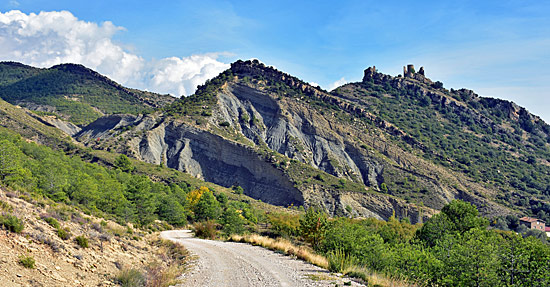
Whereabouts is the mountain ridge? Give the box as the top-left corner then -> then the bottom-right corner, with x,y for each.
0,62 -> 175,125
2,59 -> 549,223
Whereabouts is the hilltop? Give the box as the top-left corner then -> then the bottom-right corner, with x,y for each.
0,62 -> 175,126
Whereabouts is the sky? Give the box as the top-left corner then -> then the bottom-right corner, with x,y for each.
1,1 -> 549,121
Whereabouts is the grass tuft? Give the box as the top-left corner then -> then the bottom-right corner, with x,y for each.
18,255 -> 35,269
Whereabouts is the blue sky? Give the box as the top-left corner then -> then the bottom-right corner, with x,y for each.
1,0 -> 550,121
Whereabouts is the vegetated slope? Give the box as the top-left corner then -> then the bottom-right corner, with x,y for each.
77,60 -> 536,223
0,97 -> 76,150
333,66 -> 550,222
0,62 -> 175,125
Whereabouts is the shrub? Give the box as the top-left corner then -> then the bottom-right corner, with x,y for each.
220,207 -> 246,235
75,235 -> 89,248
299,207 -> 328,249
219,121 -> 231,127
18,255 -> 35,269
0,214 -> 24,233
57,228 -> 71,240
0,200 -> 13,212
90,222 -> 103,232
231,185 -> 244,195
268,212 -> 300,237
193,220 -> 217,239
327,249 -> 360,274
30,232 -> 64,252
43,217 -> 60,229
116,268 -> 146,287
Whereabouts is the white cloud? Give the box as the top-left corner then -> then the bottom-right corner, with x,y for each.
0,10 -> 229,97
8,1 -> 19,7
326,77 -> 348,91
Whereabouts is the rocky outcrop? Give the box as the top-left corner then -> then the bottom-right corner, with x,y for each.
77,115 -> 304,207
28,113 -> 81,136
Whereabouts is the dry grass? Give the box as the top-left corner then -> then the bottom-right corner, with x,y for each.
116,236 -> 191,287
229,234 -> 416,287
229,234 -> 328,268
346,265 -> 419,287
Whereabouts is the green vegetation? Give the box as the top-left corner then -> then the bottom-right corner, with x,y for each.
0,126 -> 262,236
75,235 -> 89,248
116,268 -> 146,287
18,255 -> 35,269
334,78 -> 550,221
299,207 -> 328,249
114,154 -> 134,173
0,213 -> 24,233
57,228 -> 71,240
0,62 -> 171,125
43,216 -> 60,229
308,200 -> 550,286
164,69 -> 234,118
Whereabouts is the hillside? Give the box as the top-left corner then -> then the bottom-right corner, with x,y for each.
0,62 -> 175,125
0,186 -> 188,287
2,59 -> 549,223
74,59 -> 547,222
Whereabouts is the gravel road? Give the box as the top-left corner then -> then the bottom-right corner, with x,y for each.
161,230 -> 365,287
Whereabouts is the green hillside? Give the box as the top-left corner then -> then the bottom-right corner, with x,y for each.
0,62 -> 175,125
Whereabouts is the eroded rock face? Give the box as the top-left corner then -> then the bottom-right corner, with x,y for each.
77,115 -> 304,207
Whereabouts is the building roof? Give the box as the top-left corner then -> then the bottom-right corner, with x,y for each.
519,217 -> 545,223
546,227 -> 550,232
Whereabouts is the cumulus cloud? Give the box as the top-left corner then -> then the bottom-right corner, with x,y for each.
0,10 -> 229,97
327,77 -> 348,91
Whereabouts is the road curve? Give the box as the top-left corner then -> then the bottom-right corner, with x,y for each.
161,230 -> 364,287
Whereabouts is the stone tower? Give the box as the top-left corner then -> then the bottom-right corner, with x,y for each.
403,64 -> 415,77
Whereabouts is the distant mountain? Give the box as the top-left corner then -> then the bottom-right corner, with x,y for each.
0,62 -> 175,125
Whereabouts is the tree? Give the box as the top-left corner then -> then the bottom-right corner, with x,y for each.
194,190 -> 220,221
299,207 -> 328,249
114,154 -> 133,173
158,195 -> 187,226
0,140 -> 20,181
220,207 -> 245,235
416,200 -> 488,246
436,228 -> 501,286
125,175 -> 157,226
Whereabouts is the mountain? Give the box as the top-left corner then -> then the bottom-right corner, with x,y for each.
2,59 -> 548,223
72,59 -> 546,223
0,62 -> 175,125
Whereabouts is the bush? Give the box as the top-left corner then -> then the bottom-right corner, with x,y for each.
75,235 -> 89,248
232,185 -> 244,195
0,200 -> 13,212
0,214 -> 24,233
268,212 -> 300,237
43,217 -> 60,229
18,255 -> 35,269
327,249 -> 359,274
116,268 -> 146,287
57,228 -> 71,240
299,207 -> 328,249
220,207 -> 246,235
193,220 -> 217,239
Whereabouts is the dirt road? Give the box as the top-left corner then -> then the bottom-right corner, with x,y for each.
161,230 -> 364,287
